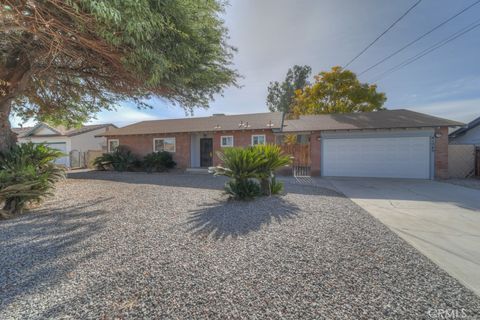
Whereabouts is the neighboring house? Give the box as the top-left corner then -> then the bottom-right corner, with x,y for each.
449,115 -> 480,178
449,115 -> 480,146
13,123 -> 117,167
101,109 -> 462,179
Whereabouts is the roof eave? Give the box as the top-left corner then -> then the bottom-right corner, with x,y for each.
22,122 -> 68,137
67,124 -> 116,137
100,127 -> 282,137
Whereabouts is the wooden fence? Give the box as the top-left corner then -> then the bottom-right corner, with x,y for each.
280,144 -> 311,177
448,144 -> 476,178
476,147 -> 480,177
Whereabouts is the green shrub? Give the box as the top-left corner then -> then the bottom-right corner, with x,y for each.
143,151 -> 176,172
0,143 -> 65,217
93,145 -> 137,171
253,145 -> 291,196
210,147 -> 264,180
270,176 -> 284,195
210,145 -> 291,200
209,147 -> 263,200
224,179 -> 261,200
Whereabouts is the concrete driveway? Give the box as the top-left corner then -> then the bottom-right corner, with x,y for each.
329,178 -> 480,296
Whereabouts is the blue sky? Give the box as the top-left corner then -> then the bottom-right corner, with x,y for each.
13,0 -> 480,127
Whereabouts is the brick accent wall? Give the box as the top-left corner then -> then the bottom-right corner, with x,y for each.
212,130 -> 276,166
107,127 -> 450,179
107,133 -> 191,168
107,130 -> 277,169
435,126 -> 449,179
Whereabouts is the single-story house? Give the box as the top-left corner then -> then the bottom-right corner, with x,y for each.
13,122 -> 116,167
101,109 -> 462,179
449,115 -> 480,146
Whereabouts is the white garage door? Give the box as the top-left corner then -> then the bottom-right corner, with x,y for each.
322,136 -> 431,179
45,143 -> 69,166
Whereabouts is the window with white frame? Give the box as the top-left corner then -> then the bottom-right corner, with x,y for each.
251,134 -> 266,146
221,135 -> 234,147
153,137 -> 176,152
108,139 -> 119,152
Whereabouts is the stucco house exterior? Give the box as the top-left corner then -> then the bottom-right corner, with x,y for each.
101,109 -> 462,179
13,122 -> 116,167
449,115 -> 480,146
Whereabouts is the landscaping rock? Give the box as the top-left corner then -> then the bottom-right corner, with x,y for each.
0,172 -> 479,319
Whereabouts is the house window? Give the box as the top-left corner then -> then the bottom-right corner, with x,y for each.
251,134 -> 266,146
153,137 -> 176,152
221,135 -> 234,147
108,139 -> 119,152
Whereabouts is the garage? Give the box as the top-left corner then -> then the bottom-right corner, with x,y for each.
322,134 -> 432,179
44,142 -> 69,166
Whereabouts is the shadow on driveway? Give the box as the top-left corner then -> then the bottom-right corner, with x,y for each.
186,196 -> 300,240
0,198 -> 110,307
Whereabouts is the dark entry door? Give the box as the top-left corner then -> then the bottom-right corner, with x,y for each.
200,138 -> 213,167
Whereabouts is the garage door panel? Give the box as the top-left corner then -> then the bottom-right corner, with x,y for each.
322,136 -> 431,179
45,143 -> 69,166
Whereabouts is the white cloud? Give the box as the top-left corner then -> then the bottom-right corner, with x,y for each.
10,115 -> 36,128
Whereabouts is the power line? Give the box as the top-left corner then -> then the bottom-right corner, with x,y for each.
371,18 -> 480,82
344,0 -> 422,68
358,0 -> 480,76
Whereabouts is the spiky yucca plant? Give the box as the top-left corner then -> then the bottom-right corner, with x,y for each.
0,143 -> 65,218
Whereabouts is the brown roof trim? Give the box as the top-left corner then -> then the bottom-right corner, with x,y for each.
282,109 -> 463,132
102,112 -> 283,136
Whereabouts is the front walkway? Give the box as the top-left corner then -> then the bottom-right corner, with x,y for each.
328,178 -> 480,296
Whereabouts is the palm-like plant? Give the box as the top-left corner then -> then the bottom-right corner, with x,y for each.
0,143 -> 65,217
211,147 -> 264,180
209,147 -> 264,200
253,145 -> 291,196
210,145 -> 291,199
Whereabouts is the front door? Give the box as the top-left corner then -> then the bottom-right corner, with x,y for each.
200,138 -> 213,167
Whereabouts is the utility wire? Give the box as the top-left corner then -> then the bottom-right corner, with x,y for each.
358,0 -> 480,76
371,18 -> 480,82
344,0 -> 422,68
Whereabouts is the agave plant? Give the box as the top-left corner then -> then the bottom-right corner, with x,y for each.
0,143 -> 65,217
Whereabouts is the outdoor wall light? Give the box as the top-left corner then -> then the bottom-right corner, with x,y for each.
435,133 -> 442,138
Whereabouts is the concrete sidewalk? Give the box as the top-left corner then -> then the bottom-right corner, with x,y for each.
328,178 -> 480,297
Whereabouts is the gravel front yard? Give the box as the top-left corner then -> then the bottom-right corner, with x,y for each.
1,172 -> 479,319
